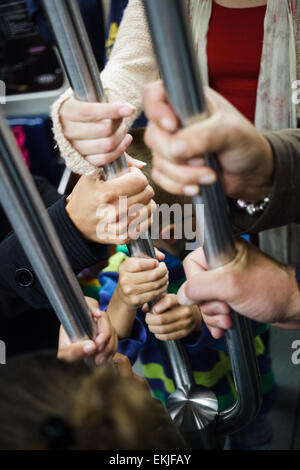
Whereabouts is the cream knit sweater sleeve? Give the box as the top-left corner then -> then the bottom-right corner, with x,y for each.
51,0 -> 157,177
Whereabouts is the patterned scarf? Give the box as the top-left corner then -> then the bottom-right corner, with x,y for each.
189,0 -> 299,130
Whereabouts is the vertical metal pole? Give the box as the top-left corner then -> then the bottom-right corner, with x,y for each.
0,109 -> 96,342
144,0 -> 262,437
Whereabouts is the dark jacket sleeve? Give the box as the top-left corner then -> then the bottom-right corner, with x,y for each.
0,195 -> 109,317
230,129 -> 300,235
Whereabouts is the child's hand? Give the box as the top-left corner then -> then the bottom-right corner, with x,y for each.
117,257 -> 169,309
144,294 -> 202,341
57,297 -> 118,366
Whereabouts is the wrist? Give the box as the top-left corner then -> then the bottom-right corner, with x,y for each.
287,266 -> 300,322
282,266 -> 300,325
257,136 -> 274,199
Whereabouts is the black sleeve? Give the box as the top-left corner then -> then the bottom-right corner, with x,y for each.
230,130 -> 300,235
0,196 -> 109,317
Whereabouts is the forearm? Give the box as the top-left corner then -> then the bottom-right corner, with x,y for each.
275,264 -> 300,329
107,289 -> 137,339
231,129 -> 300,235
0,197 -> 108,313
101,0 -> 157,129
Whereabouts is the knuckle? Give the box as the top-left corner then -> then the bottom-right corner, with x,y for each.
100,190 -> 113,204
131,295 -> 140,306
104,120 -> 114,136
103,136 -> 117,153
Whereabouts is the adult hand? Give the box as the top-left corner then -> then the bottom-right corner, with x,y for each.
177,240 -> 300,338
143,80 -> 274,202
60,97 -> 137,167
65,169 -> 156,244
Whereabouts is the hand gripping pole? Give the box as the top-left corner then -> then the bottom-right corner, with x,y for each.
144,0 -> 262,439
0,109 -> 96,342
42,1 -> 208,448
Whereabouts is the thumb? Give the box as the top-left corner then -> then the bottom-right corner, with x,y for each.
178,269 -> 226,306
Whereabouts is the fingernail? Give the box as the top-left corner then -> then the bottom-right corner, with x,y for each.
199,173 -> 216,185
124,134 -> 133,146
169,140 -> 188,158
160,118 -> 177,132
92,308 -> 102,318
83,342 -> 96,354
119,105 -> 135,117
177,285 -> 195,306
183,185 -> 200,196
132,158 -> 147,167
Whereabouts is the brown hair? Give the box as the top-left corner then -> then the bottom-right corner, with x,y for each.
0,350 -> 184,450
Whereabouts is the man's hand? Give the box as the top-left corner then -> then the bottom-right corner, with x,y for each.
57,297 -> 118,365
65,169 -> 156,244
144,293 -> 202,341
177,240 -> 300,338
143,80 -> 274,202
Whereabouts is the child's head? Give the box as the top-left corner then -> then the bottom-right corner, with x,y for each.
129,129 -> 194,259
0,350 -> 184,450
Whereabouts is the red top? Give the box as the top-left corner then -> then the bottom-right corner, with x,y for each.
207,3 -> 267,123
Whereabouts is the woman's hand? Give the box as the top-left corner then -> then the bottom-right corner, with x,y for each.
143,80 -> 274,202
59,97 -> 136,167
144,293 -> 202,341
65,169 -> 156,244
57,297 -> 118,365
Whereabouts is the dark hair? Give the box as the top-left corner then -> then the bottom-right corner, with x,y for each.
0,350 -> 184,450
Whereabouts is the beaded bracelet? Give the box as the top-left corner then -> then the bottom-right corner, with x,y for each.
236,196 -> 270,216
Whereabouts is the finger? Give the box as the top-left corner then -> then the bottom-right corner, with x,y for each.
85,135 -> 133,167
146,309 -> 188,327
125,184 -> 155,211
121,261 -> 167,283
201,301 -> 231,316
113,353 -> 133,377
152,294 -> 178,314
154,248 -> 166,261
142,303 -> 149,313
155,330 -> 192,341
143,81 -> 179,131
131,286 -> 168,306
94,331 -> 118,365
63,119 -> 123,141
183,248 -> 208,279
152,153 -> 216,188
73,124 -> 129,157
124,273 -> 169,296
210,327 -> 226,340
63,98 -> 136,123
120,257 -> 159,274
58,340 -> 96,362
126,154 -> 148,169
178,269 -> 226,306
97,168 -> 149,199
151,168 -> 187,196
202,312 -> 232,332
95,315 -> 111,351
148,319 -> 191,335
